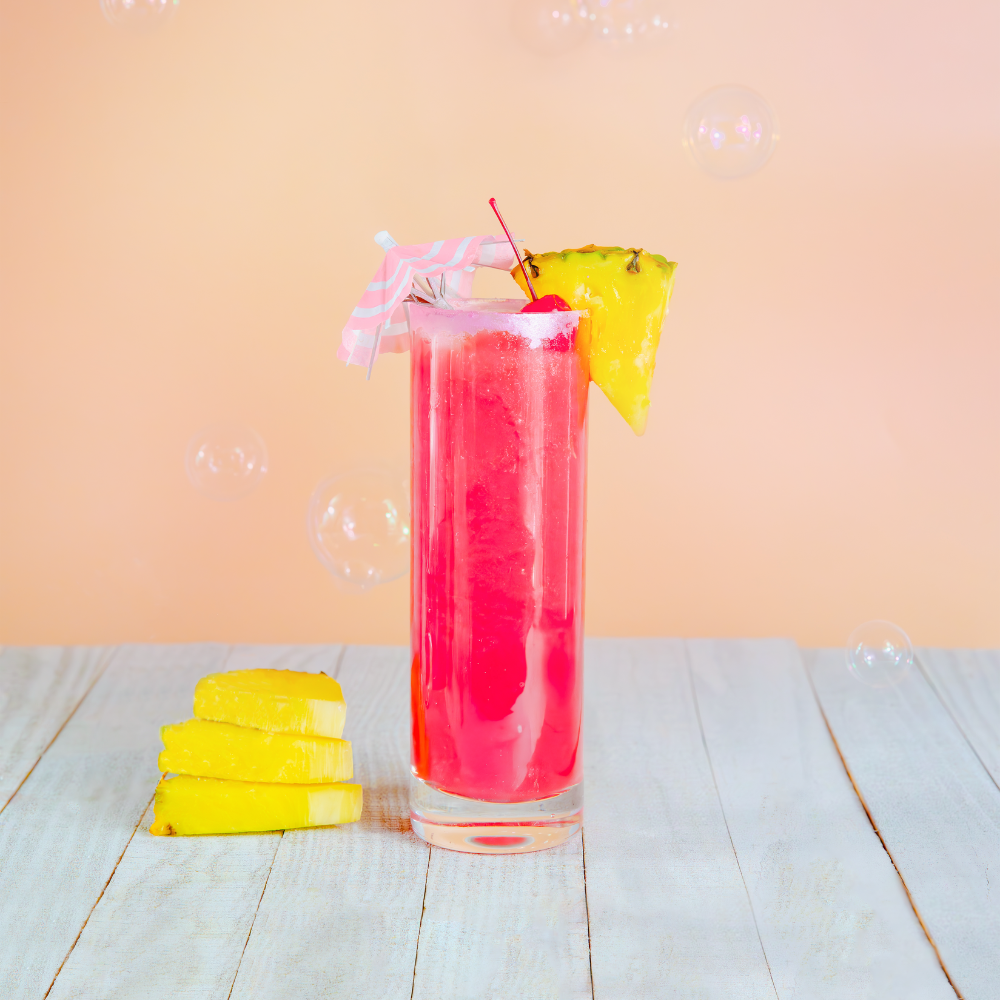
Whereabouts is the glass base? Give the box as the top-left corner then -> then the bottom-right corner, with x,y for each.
408,775 -> 582,854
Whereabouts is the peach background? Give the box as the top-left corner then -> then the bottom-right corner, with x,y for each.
1,0 -> 997,648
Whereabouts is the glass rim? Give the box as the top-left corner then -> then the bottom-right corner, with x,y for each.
407,298 -> 584,320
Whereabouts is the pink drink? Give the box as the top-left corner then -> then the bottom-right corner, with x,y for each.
409,300 -> 589,808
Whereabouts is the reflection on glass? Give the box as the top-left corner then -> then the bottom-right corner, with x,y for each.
594,0 -> 674,45
511,0 -> 590,55
846,620 -> 914,689
185,423 -> 268,501
307,468 -> 410,592
100,0 -> 178,31
683,86 -> 779,179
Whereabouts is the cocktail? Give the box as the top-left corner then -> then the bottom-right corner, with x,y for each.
408,299 -> 589,852
339,213 -> 676,854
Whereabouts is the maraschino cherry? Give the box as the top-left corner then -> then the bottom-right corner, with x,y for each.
520,293 -> 571,313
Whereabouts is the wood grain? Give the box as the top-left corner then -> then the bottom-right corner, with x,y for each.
690,639 -> 955,1000
412,832 -> 591,1000
0,646 -> 112,812
229,645 -> 429,1000
583,638 -> 776,1000
45,645 -> 339,999
6,640 -> 993,998
47,803 -> 281,1000
918,648 -> 1000,788
0,643 -> 230,999
807,646 -> 1000,999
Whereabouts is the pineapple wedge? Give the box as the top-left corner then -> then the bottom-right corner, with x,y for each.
512,246 -> 677,435
159,718 -> 353,784
149,775 -> 363,836
194,669 -> 346,739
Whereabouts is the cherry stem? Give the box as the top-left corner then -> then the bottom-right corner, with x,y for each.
489,197 -> 537,301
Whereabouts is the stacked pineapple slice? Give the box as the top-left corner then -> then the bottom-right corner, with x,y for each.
151,669 -> 363,836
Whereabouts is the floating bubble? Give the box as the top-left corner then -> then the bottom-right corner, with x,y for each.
185,423 -> 268,501
846,620 -> 914,689
308,469 -> 410,592
100,0 -> 178,31
511,0 -> 590,55
593,0 -> 674,45
682,86 -> 779,179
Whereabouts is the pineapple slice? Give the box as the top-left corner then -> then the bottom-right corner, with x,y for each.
149,775 -> 363,836
158,718 -> 353,784
194,669 -> 346,739
512,245 -> 677,435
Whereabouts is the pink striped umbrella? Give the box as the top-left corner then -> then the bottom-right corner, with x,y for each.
338,234 -> 518,371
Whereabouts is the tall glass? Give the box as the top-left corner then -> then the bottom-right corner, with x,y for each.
408,299 -> 589,854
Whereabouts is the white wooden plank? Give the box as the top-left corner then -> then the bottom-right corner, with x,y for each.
46,645 -> 341,1000
47,803 -> 280,1000
807,646 -> 1000,1000
230,645 -> 429,1000
0,643 -> 230,999
583,638 -> 776,1000
223,644 -> 343,676
690,639 -> 955,1000
412,833 -> 591,1000
918,648 -> 1000,787
0,646 -> 112,811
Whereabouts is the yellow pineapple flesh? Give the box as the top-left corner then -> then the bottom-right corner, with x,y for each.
158,718 -> 353,784
149,775 -> 363,836
512,245 -> 677,435
194,668 -> 346,739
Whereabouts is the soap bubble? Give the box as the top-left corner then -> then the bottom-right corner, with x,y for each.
511,0 -> 590,55
101,0 -> 178,31
682,86 -> 779,179
593,0 -> 674,45
308,468 -> 410,592
846,621 -> 914,689
185,423 -> 268,501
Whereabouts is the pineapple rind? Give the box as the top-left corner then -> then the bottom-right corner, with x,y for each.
194,668 -> 347,739
158,718 -> 353,784
512,245 -> 677,435
149,775 -> 363,836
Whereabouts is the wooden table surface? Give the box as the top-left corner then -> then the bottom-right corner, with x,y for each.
1,640 -> 998,999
